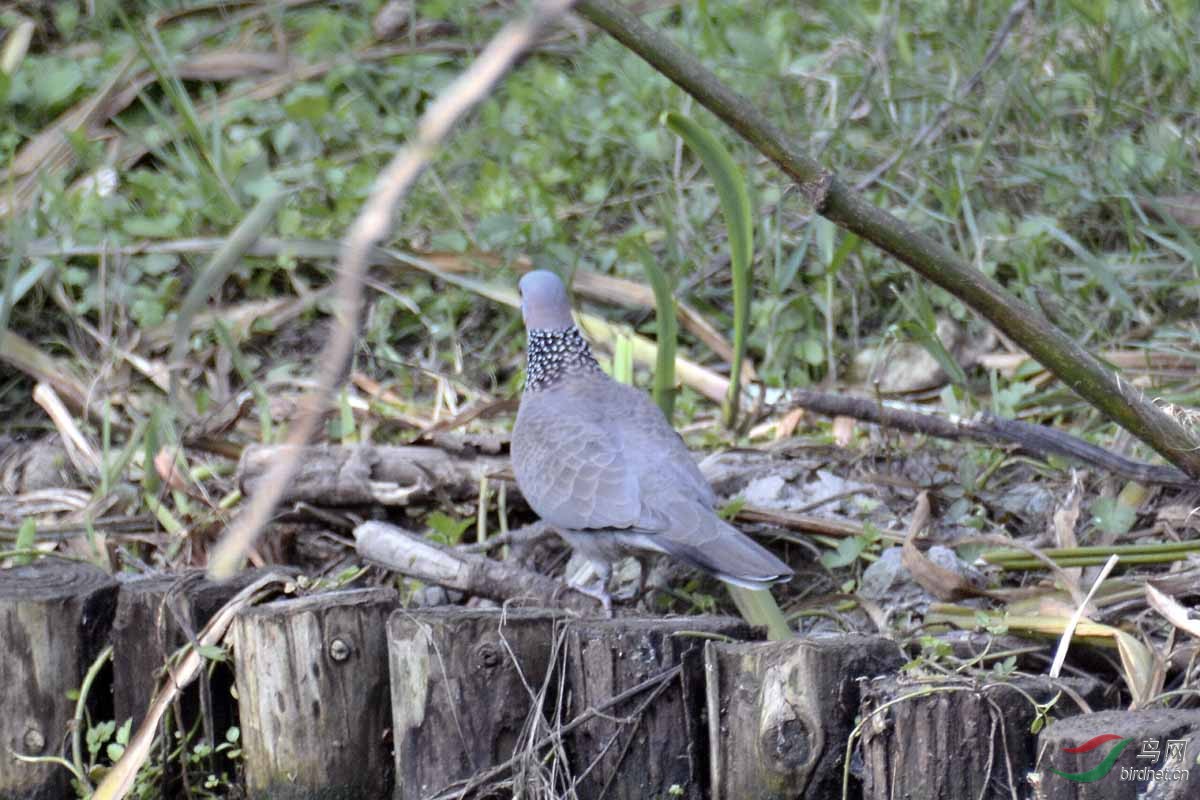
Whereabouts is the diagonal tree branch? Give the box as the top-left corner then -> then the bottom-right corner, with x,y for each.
575,0 -> 1200,477
208,0 -> 579,578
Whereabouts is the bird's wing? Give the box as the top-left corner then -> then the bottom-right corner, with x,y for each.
512,388 -> 641,531
602,381 -> 717,510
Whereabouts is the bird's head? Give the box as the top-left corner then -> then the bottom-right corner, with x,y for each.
518,270 -> 576,331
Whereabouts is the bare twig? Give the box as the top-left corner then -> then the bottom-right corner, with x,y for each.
208,0 -> 579,578
784,388 -> 1197,487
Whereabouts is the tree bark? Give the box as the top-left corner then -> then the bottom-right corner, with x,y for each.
387,607 -> 562,799
111,570 -> 273,797
859,674 -> 1105,799
238,444 -> 513,507
564,616 -> 754,800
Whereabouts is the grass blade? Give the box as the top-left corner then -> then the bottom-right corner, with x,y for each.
663,110 -> 753,428
631,241 -> 677,419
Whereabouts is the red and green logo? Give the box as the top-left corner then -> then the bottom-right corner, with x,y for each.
1049,734 -> 1134,783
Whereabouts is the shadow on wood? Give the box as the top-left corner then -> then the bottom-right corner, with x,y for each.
111,570 -> 269,798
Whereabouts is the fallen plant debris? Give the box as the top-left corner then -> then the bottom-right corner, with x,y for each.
2,0 -> 1200,797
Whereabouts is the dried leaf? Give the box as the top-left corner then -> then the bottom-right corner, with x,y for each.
1146,584 -> 1200,638
900,492 -> 976,601
831,415 -> 856,447
1140,195 -> 1200,228
775,407 -> 806,440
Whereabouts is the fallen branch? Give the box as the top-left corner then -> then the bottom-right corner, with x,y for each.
785,389 -> 1196,487
353,520 -> 599,614
237,444 -> 513,506
573,0 -> 1200,477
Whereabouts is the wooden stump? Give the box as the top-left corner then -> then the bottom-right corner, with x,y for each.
1033,709 -> 1200,800
111,571 -> 264,797
563,615 -> 754,800
859,674 -> 1104,800
387,607 -> 562,800
0,560 -> 118,800
705,634 -> 904,799
231,588 -> 399,800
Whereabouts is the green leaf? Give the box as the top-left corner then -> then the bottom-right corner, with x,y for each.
726,585 -> 792,641
426,511 -> 473,545
1091,496 -> 1137,536
662,111 -> 753,428
115,718 -> 132,746
282,84 -> 330,122
197,644 -> 228,662
820,536 -> 865,569
630,240 -> 677,420
12,518 -> 36,565
123,213 -> 182,239
31,59 -> 82,108
718,496 -> 746,521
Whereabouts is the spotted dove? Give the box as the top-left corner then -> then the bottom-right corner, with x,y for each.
511,270 -> 793,612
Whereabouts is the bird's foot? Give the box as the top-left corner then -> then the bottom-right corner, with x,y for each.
570,581 -> 613,617
568,563 -> 614,618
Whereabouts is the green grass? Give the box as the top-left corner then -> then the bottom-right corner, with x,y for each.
1,1 -> 1198,588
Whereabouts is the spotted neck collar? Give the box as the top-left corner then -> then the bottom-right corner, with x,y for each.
524,326 -> 601,392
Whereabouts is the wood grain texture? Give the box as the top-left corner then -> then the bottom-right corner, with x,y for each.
231,588 -> 398,800
388,607 -> 562,800
0,560 -> 117,800
564,616 -> 754,800
861,674 -> 1106,800
704,635 -> 902,800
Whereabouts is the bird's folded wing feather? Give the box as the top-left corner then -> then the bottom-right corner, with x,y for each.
512,406 -> 641,531
601,381 -> 717,509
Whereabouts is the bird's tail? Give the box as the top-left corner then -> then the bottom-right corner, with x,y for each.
622,516 -> 792,590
